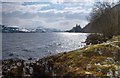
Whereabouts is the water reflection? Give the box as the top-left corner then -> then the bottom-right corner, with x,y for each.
2,33 -> 87,60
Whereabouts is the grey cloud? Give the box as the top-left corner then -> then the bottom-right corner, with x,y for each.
3,11 -> 37,20
2,2 -> 92,30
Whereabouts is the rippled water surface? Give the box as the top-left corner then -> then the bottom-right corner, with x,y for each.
3,33 -> 87,60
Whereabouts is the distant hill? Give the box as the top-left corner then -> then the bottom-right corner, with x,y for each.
1,25 -> 63,33
82,3 -> 120,35
67,24 -> 82,32
36,26 -> 62,33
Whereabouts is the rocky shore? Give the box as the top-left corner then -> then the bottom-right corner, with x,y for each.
2,36 -> 120,77
2,58 -> 56,78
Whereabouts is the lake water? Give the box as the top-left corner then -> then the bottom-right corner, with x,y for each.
2,32 -> 87,60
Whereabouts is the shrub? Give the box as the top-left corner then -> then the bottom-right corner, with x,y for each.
85,34 -> 108,45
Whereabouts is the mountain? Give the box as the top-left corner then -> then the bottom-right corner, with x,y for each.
82,3 -> 120,35
35,26 -> 62,33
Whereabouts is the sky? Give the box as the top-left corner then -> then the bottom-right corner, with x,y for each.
1,0 -> 118,30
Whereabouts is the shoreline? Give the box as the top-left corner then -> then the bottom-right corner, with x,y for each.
2,36 -> 120,77
3,43 -> 86,61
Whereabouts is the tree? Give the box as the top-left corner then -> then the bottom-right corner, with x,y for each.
88,2 -> 113,22
88,1 -> 119,38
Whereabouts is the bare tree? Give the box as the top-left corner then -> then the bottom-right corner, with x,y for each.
88,1 -> 119,38
88,2 -> 113,22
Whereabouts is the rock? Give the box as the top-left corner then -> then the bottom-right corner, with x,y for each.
9,53 -> 14,56
28,58 -> 32,60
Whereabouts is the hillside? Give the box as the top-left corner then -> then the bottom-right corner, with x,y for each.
82,3 -> 120,34
42,36 -> 120,76
67,24 -> 82,32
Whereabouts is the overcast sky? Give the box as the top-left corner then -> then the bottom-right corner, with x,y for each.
1,0 -> 118,30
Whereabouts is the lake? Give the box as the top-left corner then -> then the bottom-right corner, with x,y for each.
2,32 -> 87,60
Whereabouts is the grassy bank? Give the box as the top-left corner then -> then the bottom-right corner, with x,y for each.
43,36 -> 120,76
